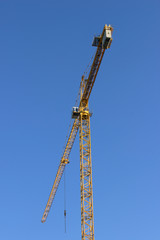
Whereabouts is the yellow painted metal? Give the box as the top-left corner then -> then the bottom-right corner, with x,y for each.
41,119 -> 79,223
81,25 -> 113,104
41,25 -> 113,239
79,77 -> 94,240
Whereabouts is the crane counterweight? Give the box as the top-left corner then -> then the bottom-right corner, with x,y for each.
92,25 -> 113,49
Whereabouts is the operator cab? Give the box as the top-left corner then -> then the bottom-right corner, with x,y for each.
72,107 -> 80,119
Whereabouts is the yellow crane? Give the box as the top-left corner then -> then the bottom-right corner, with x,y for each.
41,24 -> 113,240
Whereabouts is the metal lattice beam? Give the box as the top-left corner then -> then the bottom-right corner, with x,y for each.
79,110 -> 94,240
41,119 -> 79,223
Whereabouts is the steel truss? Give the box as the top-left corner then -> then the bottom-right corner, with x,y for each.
79,77 -> 94,240
79,110 -> 94,240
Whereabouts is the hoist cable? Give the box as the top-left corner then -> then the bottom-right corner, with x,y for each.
64,168 -> 66,233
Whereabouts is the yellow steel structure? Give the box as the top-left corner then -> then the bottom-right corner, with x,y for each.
79,76 -> 94,239
41,25 -> 113,240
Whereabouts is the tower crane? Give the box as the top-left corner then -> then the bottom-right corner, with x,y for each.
41,24 -> 113,240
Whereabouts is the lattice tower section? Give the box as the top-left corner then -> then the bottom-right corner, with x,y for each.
79,77 -> 94,240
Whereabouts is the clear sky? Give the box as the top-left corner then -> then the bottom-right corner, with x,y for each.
0,1 -> 159,240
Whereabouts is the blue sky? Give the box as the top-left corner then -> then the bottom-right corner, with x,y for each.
0,1 -> 159,239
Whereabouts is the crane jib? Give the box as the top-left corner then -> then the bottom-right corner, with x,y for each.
41,119 -> 79,223
82,45 -> 104,102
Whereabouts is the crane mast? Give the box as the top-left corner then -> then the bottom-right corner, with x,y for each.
79,76 -> 94,239
41,25 -> 113,240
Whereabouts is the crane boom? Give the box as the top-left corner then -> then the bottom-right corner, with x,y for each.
41,119 -> 79,222
41,25 -> 113,228
81,26 -> 112,103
